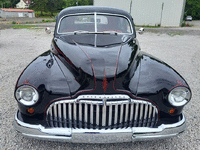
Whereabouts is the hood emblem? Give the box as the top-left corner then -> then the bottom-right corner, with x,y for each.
102,70 -> 108,92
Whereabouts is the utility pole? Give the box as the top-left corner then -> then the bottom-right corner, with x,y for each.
160,2 -> 164,26
130,0 -> 132,14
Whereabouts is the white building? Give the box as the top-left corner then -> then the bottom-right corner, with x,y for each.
16,0 -> 31,9
94,0 -> 186,27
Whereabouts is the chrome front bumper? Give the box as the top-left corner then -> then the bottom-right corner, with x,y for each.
14,112 -> 186,143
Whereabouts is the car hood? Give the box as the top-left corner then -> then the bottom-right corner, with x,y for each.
54,34 -> 137,79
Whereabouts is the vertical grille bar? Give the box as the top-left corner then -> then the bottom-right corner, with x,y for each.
102,104 -> 106,126
79,103 -> 82,128
108,105 -> 112,126
53,105 -> 58,127
49,107 -> 53,127
114,104 -> 118,125
139,103 -> 144,127
58,103 -> 62,127
151,107 -> 156,127
96,105 -> 99,127
129,103 -> 134,123
125,104 -> 129,123
90,104 -> 93,126
147,104 -> 152,127
68,103 -> 72,127
143,103 -> 148,127
134,103 -> 139,126
63,103 -> 67,127
84,104 -> 88,128
119,104 -> 124,126
74,102 -> 77,128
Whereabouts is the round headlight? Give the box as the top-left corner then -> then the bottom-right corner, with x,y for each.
15,85 -> 39,106
168,87 -> 191,107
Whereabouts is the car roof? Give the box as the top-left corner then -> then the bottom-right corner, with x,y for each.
57,6 -> 133,20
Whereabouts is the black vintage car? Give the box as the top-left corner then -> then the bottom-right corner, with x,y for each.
14,6 -> 191,143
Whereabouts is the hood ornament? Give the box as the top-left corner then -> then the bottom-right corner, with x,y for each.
102,98 -> 107,106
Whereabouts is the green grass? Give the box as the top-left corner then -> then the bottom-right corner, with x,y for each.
42,19 -> 56,23
12,25 -> 37,29
181,21 -> 194,27
135,24 -> 161,28
12,21 -> 16,24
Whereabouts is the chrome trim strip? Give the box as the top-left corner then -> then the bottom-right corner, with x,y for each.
50,95 -> 154,105
94,12 -> 97,32
14,112 -> 186,143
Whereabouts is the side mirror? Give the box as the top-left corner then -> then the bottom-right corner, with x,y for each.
138,28 -> 144,34
45,27 -> 51,34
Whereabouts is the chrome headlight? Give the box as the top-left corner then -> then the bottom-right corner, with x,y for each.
15,85 -> 39,106
168,87 -> 191,107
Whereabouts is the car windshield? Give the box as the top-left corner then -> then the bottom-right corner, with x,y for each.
58,13 -> 132,34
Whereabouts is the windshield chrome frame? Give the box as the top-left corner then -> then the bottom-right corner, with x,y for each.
57,12 -> 134,35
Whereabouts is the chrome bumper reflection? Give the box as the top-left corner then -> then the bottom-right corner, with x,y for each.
13,112 -> 186,143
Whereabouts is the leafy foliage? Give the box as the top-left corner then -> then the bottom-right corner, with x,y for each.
63,0 -> 93,7
30,0 -> 48,15
46,0 -> 65,15
30,0 -> 93,16
0,0 -> 11,8
185,0 -> 200,20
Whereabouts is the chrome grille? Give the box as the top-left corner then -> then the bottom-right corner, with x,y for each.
46,95 -> 158,129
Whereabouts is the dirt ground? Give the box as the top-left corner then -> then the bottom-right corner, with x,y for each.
0,26 -> 200,150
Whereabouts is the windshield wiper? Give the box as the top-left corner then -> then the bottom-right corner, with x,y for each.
74,30 -> 89,35
102,31 -> 118,35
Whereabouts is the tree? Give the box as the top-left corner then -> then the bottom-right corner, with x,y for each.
10,0 -> 20,8
0,0 -> 11,8
64,0 -> 93,7
46,0 -> 65,16
185,0 -> 200,20
30,0 -> 48,15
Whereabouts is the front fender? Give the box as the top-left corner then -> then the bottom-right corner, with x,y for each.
129,52 -> 190,117
15,51 -> 71,115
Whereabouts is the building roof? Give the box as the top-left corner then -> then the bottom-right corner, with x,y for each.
1,8 -> 34,12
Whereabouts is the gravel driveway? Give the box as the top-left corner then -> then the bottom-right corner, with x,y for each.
0,28 -> 200,150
